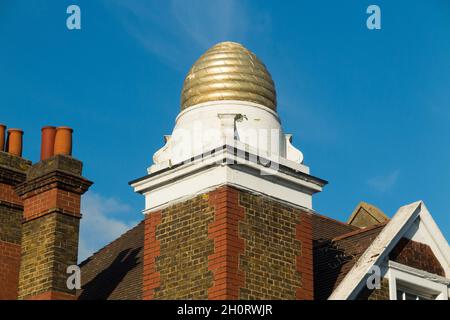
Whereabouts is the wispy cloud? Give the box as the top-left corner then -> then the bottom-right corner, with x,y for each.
367,170 -> 400,193
79,191 -> 139,262
170,0 -> 249,47
103,0 -> 269,70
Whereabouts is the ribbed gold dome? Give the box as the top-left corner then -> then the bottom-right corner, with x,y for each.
181,41 -> 277,111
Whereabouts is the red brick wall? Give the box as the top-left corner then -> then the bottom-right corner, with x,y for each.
0,182 -> 23,300
238,190 -> 313,299
15,156 -> 91,300
23,187 -> 81,221
142,211 -> 161,300
151,194 -> 215,299
141,185 -> 314,300
357,278 -> 390,300
0,241 -> 21,300
26,291 -> 75,300
142,187 -> 245,300
18,184 -> 82,299
296,213 -> 314,300
18,213 -> 81,300
0,183 -> 22,206
389,237 -> 445,276
208,186 -> 245,299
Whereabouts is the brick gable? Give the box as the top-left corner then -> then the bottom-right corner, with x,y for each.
389,237 -> 445,277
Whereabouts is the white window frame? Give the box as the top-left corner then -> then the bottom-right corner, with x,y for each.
387,260 -> 449,300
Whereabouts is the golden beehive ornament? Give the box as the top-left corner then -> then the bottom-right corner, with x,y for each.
181,42 -> 277,111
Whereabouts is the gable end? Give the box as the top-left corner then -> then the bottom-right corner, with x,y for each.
389,237 -> 445,277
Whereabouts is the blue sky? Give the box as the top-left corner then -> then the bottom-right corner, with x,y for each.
1,0 -> 449,260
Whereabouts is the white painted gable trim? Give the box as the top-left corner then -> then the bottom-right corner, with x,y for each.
329,201 -> 450,300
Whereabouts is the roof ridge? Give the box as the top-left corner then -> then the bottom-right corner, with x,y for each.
312,212 -> 359,229
78,219 -> 144,266
347,201 -> 389,226
332,222 -> 387,242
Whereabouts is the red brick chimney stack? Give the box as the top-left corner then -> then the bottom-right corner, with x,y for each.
14,126 -> 92,300
0,125 -> 31,300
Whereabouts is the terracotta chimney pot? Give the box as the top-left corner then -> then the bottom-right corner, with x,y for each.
40,126 -> 57,161
7,129 -> 24,157
0,124 -> 6,152
54,126 -> 73,156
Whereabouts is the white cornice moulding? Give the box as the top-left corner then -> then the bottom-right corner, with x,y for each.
131,145 -> 326,214
388,261 -> 450,286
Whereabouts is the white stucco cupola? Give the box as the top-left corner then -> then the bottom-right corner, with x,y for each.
131,41 -> 327,213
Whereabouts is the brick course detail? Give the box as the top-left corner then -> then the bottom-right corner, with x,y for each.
153,194 -> 215,299
0,183 -> 23,206
0,241 -> 21,300
239,190 -> 312,299
208,186 -> 245,300
0,202 -> 23,244
18,212 -> 80,299
389,237 -> 445,277
22,188 -> 81,221
15,155 -> 92,300
0,153 -> 28,301
142,185 -> 314,300
357,278 -> 390,300
142,211 -> 161,300
296,213 -> 314,299
26,291 -> 75,300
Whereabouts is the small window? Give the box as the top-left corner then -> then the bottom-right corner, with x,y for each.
396,288 -> 436,300
388,261 -> 449,300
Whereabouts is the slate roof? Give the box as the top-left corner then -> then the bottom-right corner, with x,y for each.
313,223 -> 386,300
312,213 -> 359,242
77,221 -> 144,300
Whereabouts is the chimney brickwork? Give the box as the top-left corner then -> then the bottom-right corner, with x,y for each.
0,125 -> 91,300
15,155 -> 92,300
0,151 -> 31,300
